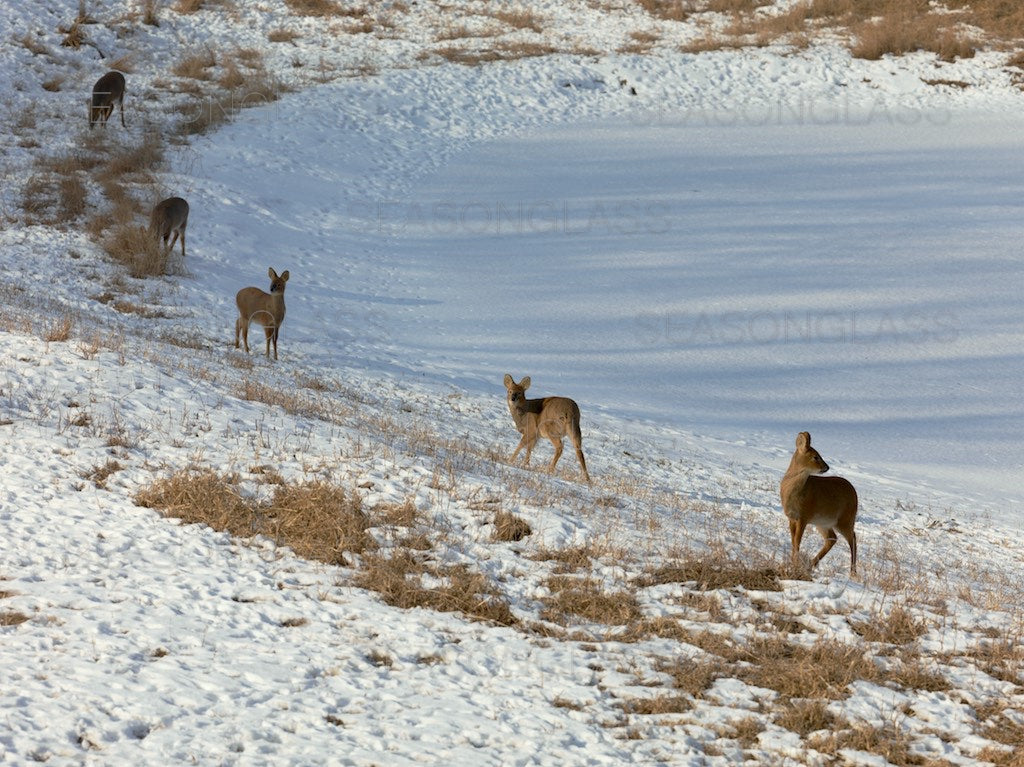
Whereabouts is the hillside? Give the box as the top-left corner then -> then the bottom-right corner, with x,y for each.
1,1 -> 1023,765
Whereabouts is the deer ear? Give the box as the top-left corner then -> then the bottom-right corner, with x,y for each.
280,270 -> 289,282
268,267 -> 277,280
520,376 -> 531,391
796,432 -> 811,451
503,374 -> 514,389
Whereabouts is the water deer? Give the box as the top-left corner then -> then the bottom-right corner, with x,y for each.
503,374 -> 590,484
235,268 -> 289,361
149,197 -> 189,261
780,431 -> 858,576
90,71 -> 125,129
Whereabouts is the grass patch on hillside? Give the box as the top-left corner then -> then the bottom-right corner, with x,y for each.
636,0 -> 989,60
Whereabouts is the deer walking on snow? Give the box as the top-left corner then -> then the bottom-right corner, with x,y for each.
90,71 -> 125,129
780,431 -> 858,576
149,197 -> 189,261
235,267 -> 289,361
503,374 -> 590,484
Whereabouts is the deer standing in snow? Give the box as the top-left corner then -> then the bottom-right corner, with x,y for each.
780,431 -> 858,575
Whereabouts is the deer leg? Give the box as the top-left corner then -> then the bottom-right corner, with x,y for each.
510,433 -> 528,463
839,527 -> 857,576
811,526 -> 838,569
547,436 -> 563,474
570,426 -> 590,483
119,96 -> 125,128
790,518 -> 807,567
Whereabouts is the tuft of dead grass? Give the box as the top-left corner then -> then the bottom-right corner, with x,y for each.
173,49 -> 217,80
851,604 -> 928,644
353,550 -> 519,626
540,575 -> 643,628
264,481 -> 372,565
733,636 -> 882,700
774,697 -> 839,736
82,459 -> 124,489
236,379 -> 331,420
491,511 -> 532,542
851,13 -> 977,61
136,471 -> 375,565
101,222 -> 170,278
616,694 -> 691,715
640,553 -> 790,591
285,0 -> 367,18
636,0 -> 691,23
268,27 -> 301,43
43,315 -> 74,342
0,611 -> 31,627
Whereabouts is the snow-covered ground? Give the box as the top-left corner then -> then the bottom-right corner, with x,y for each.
1,1 -> 1023,764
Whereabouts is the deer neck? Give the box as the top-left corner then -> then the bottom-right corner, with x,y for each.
508,396 -> 543,432
780,464 -> 813,518
268,291 -> 285,320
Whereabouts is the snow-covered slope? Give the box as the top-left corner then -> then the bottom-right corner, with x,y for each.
1,1 -> 1023,765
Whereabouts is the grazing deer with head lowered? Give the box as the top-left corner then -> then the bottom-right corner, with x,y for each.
90,71 -> 125,129
149,197 -> 189,261
503,374 -> 590,484
235,268 -> 289,361
780,431 -> 858,576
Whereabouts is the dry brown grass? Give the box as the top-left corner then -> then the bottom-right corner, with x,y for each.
812,720 -> 924,764
733,636 -> 882,700
82,459 -> 124,489
18,32 -> 49,56
851,604 -> 928,644
774,697 -> 839,736
142,0 -> 160,26
616,693 -> 692,715
655,654 -> 726,696
59,22 -> 85,49
285,0 -> 367,18
173,50 -> 217,80
174,71 -> 287,137
0,611 -> 31,627
236,379 -> 331,420
174,0 -> 205,12
137,470 -> 515,625
268,27 -> 301,43
851,14 -> 977,61
647,0 -> 992,59
488,7 -> 545,33
136,469 -> 252,535
137,471 -> 374,565
43,315 -> 74,343
540,575 -> 643,627
101,222 -> 170,278
263,481 -> 372,565
640,553 -> 791,591
529,543 -> 594,572
353,550 -> 519,626
491,511 -> 532,542
636,0 -> 691,22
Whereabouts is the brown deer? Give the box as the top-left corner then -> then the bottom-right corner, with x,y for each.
780,431 -> 859,576
503,374 -> 590,484
90,71 -> 125,129
235,268 -> 289,360
149,197 -> 189,261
